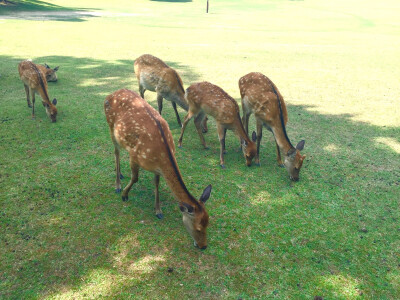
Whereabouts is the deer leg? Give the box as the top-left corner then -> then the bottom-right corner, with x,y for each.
122,160 -> 139,201
255,119 -> 263,166
217,124 -> 227,168
113,139 -> 122,193
153,174 -> 163,219
178,111 -> 194,147
201,116 -> 208,133
275,141 -> 284,167
139,84 -> 146,98
242,112 -> 251,135
194,112 -> 208,149
171,101 -> 182,127
157,94 -> 163,115
24,84 -> 31,108
31,89 -> 35,119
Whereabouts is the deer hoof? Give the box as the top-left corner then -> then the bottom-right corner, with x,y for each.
119,173 -> 124,179
122,195 -> 128,201
115,188 -> 121,193
178,145 -> 182,149
156,213 -> 164,219
220,164 -> 226,169
204,146 -> 210,150
278,164 -> 284,168
202,128 -> 208,133
28,104 -> 32,108
255,162 -> 261,167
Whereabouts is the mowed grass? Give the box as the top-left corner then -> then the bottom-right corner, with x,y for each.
0,0 -> 399,298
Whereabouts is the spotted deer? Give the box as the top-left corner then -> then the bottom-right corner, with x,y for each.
18,60 -> 58,122
134,54 -> 207,132
104,89 -> 212,249
39,63 -> 59,82
178,82 -> 257,168
239,72 -> 306,181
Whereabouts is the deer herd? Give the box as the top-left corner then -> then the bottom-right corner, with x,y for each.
18,54 -> 306,249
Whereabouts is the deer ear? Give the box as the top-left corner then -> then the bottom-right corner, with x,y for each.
296,140 -> 305,151
52,98 -> 57,106
180,203 -> 194,214
53,66 -> 59,71
199,184 -> 212,203
252,131 -> 257,142
44,63 -> 50,69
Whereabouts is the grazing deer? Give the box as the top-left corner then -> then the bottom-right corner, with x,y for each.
134,54 -> 207,132
38,63 -> 59,82
104,89 -> 212,249
18,60 -> 58,122
239,72 -> 306,181
178,82 -> 257,168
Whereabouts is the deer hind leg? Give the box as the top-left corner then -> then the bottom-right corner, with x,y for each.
178,110 -> 195,147
139,83 -> 146,98
217,123 -> 227,168
171,101 -> 182,127
122,159 -> 139,201
201,116 -> 208,133
112,138 -> 122,193
157,94 -> 163,115
153,174 -> 163,219
24,84 -> 32,108
194,112 -> 208,149
255,119 -> 263,166
30,89 -> 35,119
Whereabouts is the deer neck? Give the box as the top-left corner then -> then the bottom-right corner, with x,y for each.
233,115 -> 251,143
171,92 -> 188,111
272,126 -> 294,156
161,166 -> 199,209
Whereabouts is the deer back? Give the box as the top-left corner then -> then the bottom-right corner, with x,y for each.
186,81 -> 240,125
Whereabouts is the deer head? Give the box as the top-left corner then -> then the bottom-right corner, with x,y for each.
44,98 -> 58,122
44,64 -> 59,82
284,140 -> 306,181
241,131 -> 257,166
180,185 -> 212,250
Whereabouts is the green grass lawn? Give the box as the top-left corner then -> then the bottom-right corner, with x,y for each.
1,0 -> 399,298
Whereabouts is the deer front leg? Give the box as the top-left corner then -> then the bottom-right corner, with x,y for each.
255,119 -> 263,166
171,101 -> 182,127
24,84 -> 31,108
217,124 -> 227,168
154,174 -> 163,219
178,111 -> 194,147
242,112 -> 251,135
194,112 -> 208,149
157,94 -> 163,115
275,141 -> 284,167
122,160 -> 139,201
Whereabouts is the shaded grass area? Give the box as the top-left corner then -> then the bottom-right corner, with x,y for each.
1,51 -> 399,298
0,0 -> 97,22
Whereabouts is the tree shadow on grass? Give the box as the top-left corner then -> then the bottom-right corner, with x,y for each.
0,0 -> 99,22
0,53 -> 399,298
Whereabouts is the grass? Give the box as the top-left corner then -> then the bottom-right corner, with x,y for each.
0,0 -> 399,298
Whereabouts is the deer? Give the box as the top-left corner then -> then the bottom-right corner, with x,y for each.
239,72 -> 306,181
104,88 -> 212,250
178,81 -> 257,168
134,54 -> 207,132
18,60 -> 58,122
38,63 -> 59,82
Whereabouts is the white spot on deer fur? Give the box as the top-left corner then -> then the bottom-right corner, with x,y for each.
142,154 -> 147,159
147,148 -> 150,152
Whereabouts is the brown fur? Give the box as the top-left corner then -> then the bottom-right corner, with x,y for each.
104,89 -> 211,249
239,72 -> 306,181
37,63 -> 59,82
18,60 -> 58,122
178,82 -> 257,168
